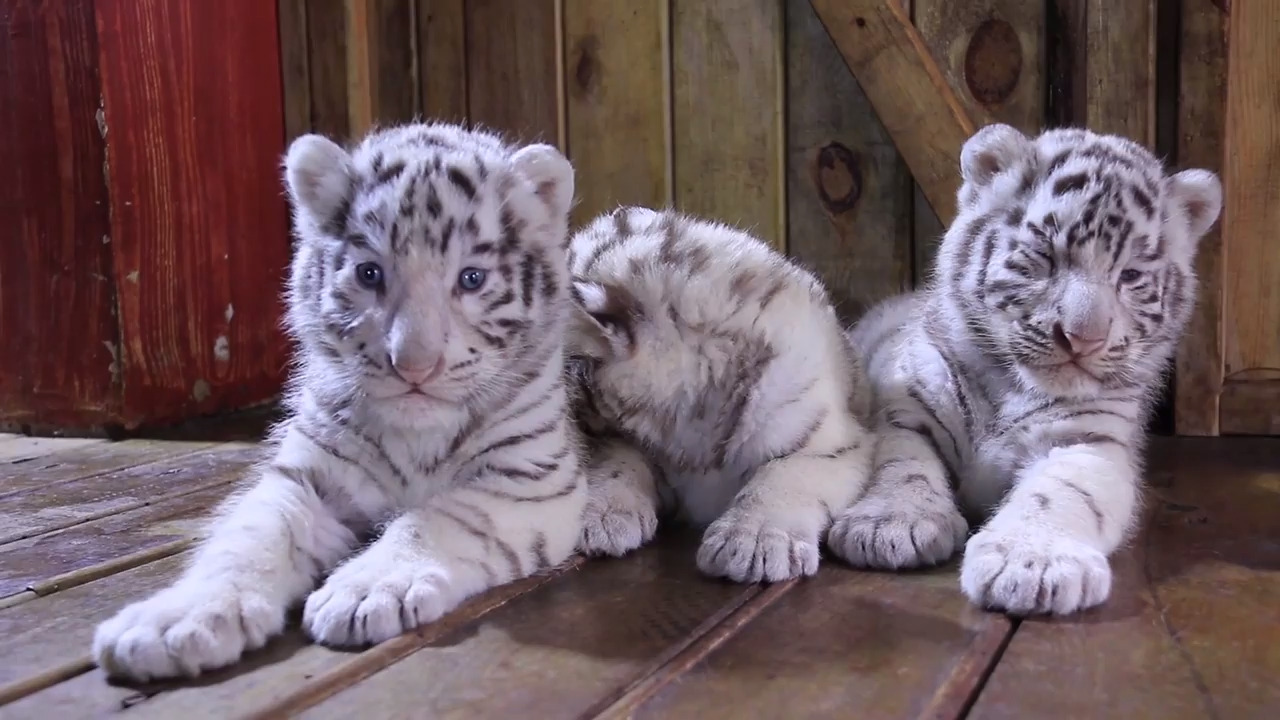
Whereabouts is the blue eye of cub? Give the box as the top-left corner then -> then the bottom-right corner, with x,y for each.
355,261 -> 384,290
1118,269 -> 1143,284
458,267 -> 487,292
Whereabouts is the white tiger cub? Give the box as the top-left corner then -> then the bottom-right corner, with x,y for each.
92,122 -> 587,681
829,124 -> 1222,615
567,207 -> 875,583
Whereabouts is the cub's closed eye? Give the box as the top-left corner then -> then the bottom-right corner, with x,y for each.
355,261 -> 384,290
1118,269 -> 1143,284
458,267 -> 487,292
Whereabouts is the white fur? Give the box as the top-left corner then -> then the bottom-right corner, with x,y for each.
93,122 -> 586,681
568,207 -> 875,583
830,125 -> 1222,615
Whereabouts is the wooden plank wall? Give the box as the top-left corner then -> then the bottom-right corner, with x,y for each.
1,0 -> 291,435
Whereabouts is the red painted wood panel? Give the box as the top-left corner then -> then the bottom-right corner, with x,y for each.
0,0 -> 120,431
93,0 -> 291,427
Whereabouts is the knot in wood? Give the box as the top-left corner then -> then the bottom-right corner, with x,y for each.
964,18 -> 1022,107
813,142 -> 862,215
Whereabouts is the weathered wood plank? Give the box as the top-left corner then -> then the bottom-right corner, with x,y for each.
673,0 -> 785,249
371,0 -> 417,126
0,443 -> 257,545
608,564 -> 1011,719
466,0 -> 562,145
1222,1 -> 1280,387
94,0 -> 291,427
564,0 -> 670,227
1174,0 -> 1228,437
0,483 -> 234,601
910,0 -> 1044,282
0,437 -> 105,464
278,0 -> 312,141
1084,0 -> 1156,143
416,0 -> 468,123
786,0 -> 912,319
808,0 -> 976,230
0,554 -> 186,703
293,533 -> 756,719
969,438 -> 1280,719
307,0 -> 351,139
0,440 -> 217,499
1220,380 -> 1280,437
0,0 -> 119,432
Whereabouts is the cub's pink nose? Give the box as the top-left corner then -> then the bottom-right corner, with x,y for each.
1053,323 -> 1107,358
392,356 -> 445,386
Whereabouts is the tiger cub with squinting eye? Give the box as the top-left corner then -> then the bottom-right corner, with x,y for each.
93,122 -> 587,681
568,207 -> 876,584
830,124 -> 1222,615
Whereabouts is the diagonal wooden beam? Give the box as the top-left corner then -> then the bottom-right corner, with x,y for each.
809,0 -> 980,228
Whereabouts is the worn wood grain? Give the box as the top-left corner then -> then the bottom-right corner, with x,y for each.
0,0 -> 118,432
1084,1 -> 1156,142
307,0 -> 351,139
0,440 -> 217,499
296,533 -> 755,719
910,0 -> 1043,281
0,554 -> 186,702
0,437 -> 105,464
0,443 -> 257,545
417,0 -> 468,123
786,0 -> 912,319
970,438 -> 1280,719
466,0 -> 562,145
1174,0 -> 1228,437
1222,1 -> 1280,388
621,565 -> 1013,719
278,0 -> 312,141
1219,380 -> 1280,437
564,0 -> 670,228
809,0 -> 976,230
672,0 -> 784,249
0,482 -> 233,601
94,0 -> 291,428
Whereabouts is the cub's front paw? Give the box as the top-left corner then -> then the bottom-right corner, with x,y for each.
304,554 -> 454,647
827,498 -> 968,570
93,582 -> 284,682
579,487 -> 659,558
960,529 -> 1111,615
696,512 -> 819,584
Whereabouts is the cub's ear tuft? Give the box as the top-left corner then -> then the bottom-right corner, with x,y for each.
284,134 -> 354,225
511,143 -> 575,222
961,123 -> 1033,187
1165,168 -> 1223,240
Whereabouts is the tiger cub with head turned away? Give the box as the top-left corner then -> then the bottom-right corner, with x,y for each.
830,124 -> 1222,615
568,207 -> 875,583
92,122 -> 586,681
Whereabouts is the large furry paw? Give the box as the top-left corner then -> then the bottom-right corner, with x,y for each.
696,512 -> 819,584
303,553 -> 455,647
93,582 -> 284,682
827,498 -> 968,570
578,485 -> 659,558
960,529 -> 1112,615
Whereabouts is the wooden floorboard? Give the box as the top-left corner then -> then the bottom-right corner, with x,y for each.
0,435 -> 106,463
0,436 -> 1275,718
969,438 -> 1280,720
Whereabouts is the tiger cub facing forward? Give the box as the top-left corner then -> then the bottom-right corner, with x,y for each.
92,122 -> 586,681
568,207 -> 875,583
830,124 -> 1222,615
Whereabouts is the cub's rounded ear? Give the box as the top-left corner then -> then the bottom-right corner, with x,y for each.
570,280 -> 637,357
511,143 -> 575,221
961,123 -> 1033,186
1166,168 -> 1223,239
284,134 -> 354,224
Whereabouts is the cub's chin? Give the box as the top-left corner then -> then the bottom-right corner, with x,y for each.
1016,361 -> 1105,399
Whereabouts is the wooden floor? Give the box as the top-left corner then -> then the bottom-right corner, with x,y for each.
0,433 -> 1276,719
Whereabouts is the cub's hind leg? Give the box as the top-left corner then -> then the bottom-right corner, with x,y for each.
578,436 -> 662,558
828,421 -> 968,569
